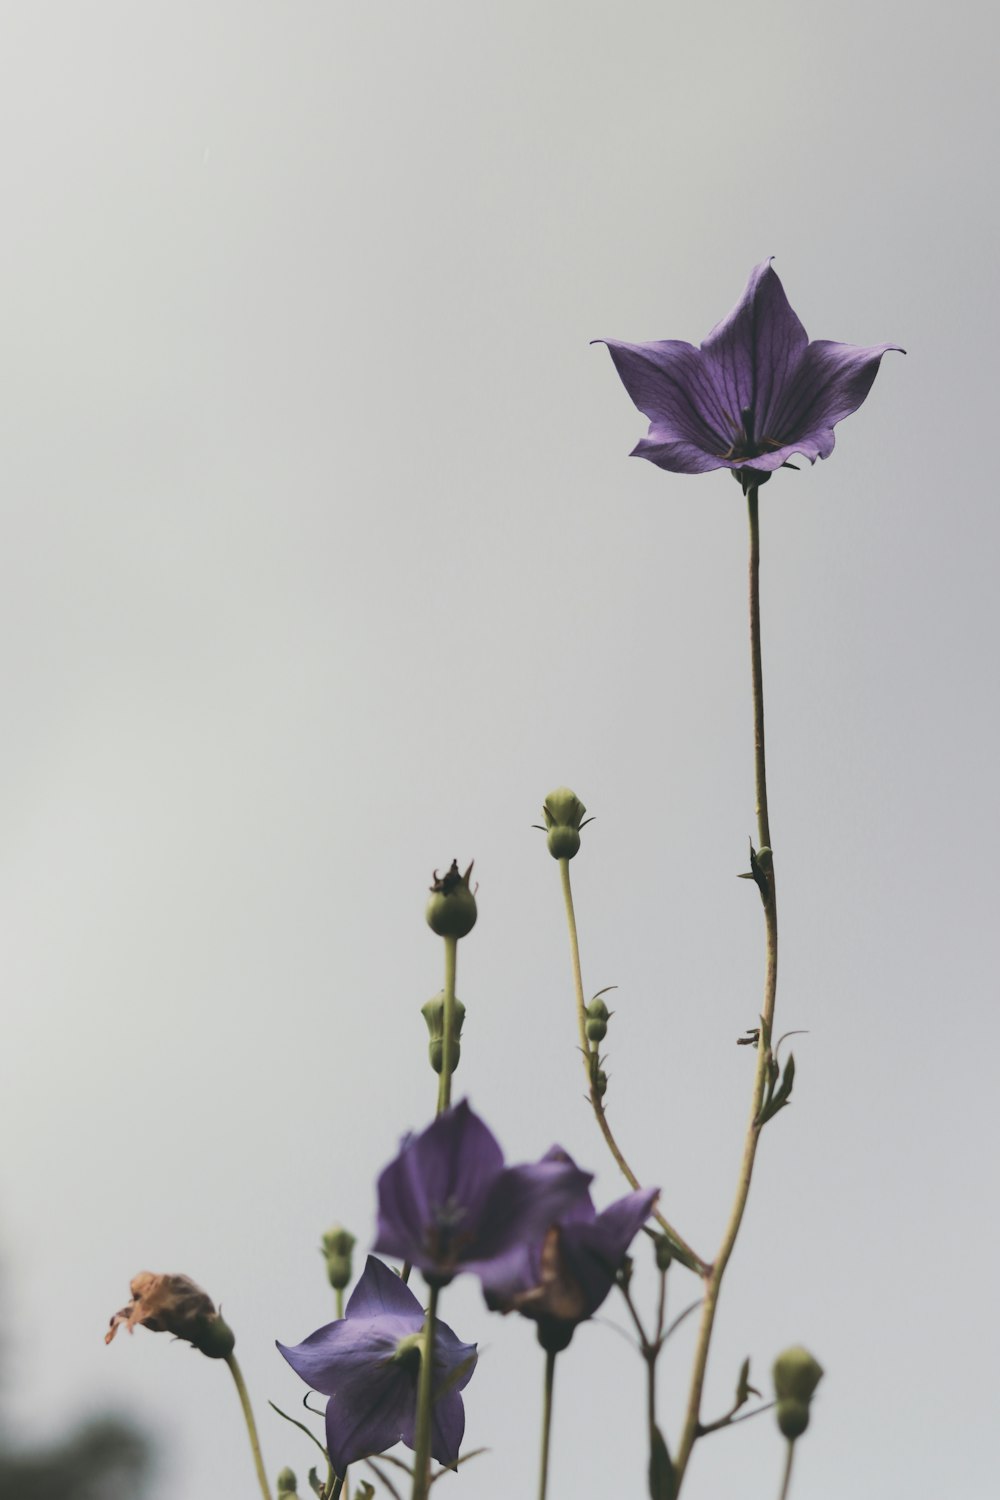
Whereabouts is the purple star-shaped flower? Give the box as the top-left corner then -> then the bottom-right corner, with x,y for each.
373,1100 -> 593,1287
277,1256 -> 477,1475
597,259 -> 902,486
481,1147 -> 658,1349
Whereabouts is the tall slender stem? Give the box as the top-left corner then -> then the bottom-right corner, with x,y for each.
673,487 -> 780,1489
777,1440 -> 795,1500
436,936 -> 459,1113
411,1284 -> 441,1500
537,1349 -> 557,1500
558,857 -> 707,1274
225,1353 -> 272,1500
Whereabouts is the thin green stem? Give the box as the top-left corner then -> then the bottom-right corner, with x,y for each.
538,1349 -> 557,1500
558,857 -> 708,1275
436,936 -> 459,1113
673,486 -> 780,1491
225,1354 -> 272,1500
410,1283 -> 441,1500
335,1286 -> 344,1320
777,1440 -> 795,1500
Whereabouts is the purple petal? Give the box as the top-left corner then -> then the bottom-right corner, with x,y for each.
466,1158 -> 593,1269
701,259 -> 809,439
345,1257 -> 424,1322
767,339 -> 904,452
323,1370 -> 414,1476
631,430 -> 727,474
396,1318 -> 477,1466
597,339 -> 732,455
594,1188 -> 659,1261
277,1312 -> 418,1397
539,1147 -> 596,1226
373,1101 -> 504,1268
557,1188 -> 658,1318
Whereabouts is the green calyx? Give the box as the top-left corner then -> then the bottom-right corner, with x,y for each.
425,860 -> 478,939
320,1226 -> 356,1292
391,1330 -> 424,1376
422,991 -> 466,1074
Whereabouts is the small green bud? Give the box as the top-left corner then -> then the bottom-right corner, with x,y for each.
277,1468 -> 298,1496
425,860 -> 477,939
594,1068 -> 608,1099
541,787 -> 590,860
651,1233 -> 673,1272
421,992 -> 466,1075
773,1346 -> 823,1440
585,996 -> 609,1042
320,1227 -> 356,1292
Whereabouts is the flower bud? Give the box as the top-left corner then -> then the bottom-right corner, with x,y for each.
773,1346 -> 823,1439
541,788 -> 589,860
277,1468 -> 298,1496
320,1227 -> 356,1292
585,996 -> 609,1042
421,992 -> 466,1075
105,1272 -> 235,1359
651,1233 -> 673,1272
594,1068 -> 608,1099
425,860 -> 477,939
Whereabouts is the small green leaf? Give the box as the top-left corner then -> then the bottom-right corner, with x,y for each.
648,1424 -> 675,1500
307,1468 -> 324,1497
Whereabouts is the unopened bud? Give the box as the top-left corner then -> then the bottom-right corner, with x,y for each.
277,1468 -> 298,1496
594,1068 -> 608,1099
541,788 -> 589,860
421,992 -> 466,1075
426,860 -> 477,939
105,1272 -> 235,1359
773,1346 -> 823,1440
585,996 -> 609,1042
320,1227 -> 356,1292
651,1234 -> 673,1272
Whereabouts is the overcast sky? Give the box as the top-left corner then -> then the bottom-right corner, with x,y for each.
1,3 -> 997,1498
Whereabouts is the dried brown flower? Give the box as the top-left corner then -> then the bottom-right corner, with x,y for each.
105,1272 -> 234,1359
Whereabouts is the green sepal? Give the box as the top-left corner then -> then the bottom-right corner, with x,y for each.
307,1469 -> 324,1497
354,1484 -> 376,1500
757,1052 -> 795,1126
737,839 -> 772,903
648,1423 -> 675,1500
734,1356 -> 761,1408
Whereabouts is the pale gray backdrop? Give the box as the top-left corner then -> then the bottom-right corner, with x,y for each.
1,2 -> 997,1498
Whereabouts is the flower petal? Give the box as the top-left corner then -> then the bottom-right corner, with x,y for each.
277,1313 -> 416,1397
397,1318 -> 476,1466
593,1188 -> 659,1262
373,1101 -> 505,1268
346,1257 -> 423,1322
700,259 -> 809,438
323,1368 -> 415,1475
767,339 -> 904,450
466,1158 -> 593,1269
596,339 -> 732,454
631,429 -> 727,474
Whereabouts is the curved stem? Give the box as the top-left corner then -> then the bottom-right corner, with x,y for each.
436,937 -> 458,1113
410,1284 -> 441,1500
777,1440 -> 795,1500
537,1349 -> 557,1500
558,857 -> 708,1275
673,487 -> 779,1489
225,1354 -> 272,1500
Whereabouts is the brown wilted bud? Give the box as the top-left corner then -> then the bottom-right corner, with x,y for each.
105,1272 -> 235,1359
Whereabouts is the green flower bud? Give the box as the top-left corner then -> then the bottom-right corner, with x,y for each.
594,1068 -> 608,1099
320,1227 -> 356,1292
421,992 -> 466,1075
585,996 -> 610,1042
651,1234 -> 673,1272
541,787 -> 590,860
773,1346 -> 823,1440
425,860 -> 477,939
277,1468 -> 298,1496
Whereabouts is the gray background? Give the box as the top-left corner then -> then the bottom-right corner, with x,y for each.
1,1 -> 997,1497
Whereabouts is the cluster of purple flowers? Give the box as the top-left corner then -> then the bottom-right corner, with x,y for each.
278,1101 -> 657,1472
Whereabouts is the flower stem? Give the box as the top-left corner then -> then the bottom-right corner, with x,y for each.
411,1283 -> 441,1500
673,485 -> 780,1491
537,1349 -> 557,1500
225,1353 -> 272,1500
557,857 -> 707,1274
436,936 -> 459,1113
777,1440 -> 795,1500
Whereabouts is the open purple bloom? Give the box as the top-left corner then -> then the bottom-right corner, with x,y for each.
277,1256 -> 477,1475
598,259 -> 902,486
373,1100 -> 593,1287
482,1148 -> 658,1350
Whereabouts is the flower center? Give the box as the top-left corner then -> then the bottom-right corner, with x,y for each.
426,1196 -> 472,1268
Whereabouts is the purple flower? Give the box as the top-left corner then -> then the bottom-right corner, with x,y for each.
482,1149 -> 658,1351
277,1256 -> 477,1475
373,1100 -> 593,1286
597,259 -> 902,486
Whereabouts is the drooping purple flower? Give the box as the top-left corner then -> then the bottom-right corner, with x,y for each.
482,1148 -> 658,1351
277,1256 -> 477,1475
597,259 -> 902,487
373,1100 -> 593,1287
